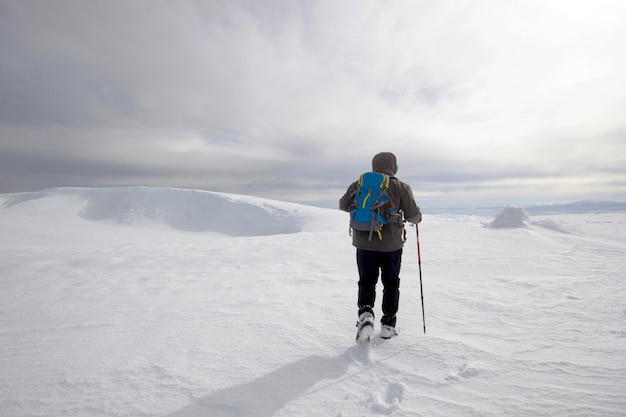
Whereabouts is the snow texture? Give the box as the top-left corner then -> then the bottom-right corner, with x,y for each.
1,187 -> 625,417
484,206 -> 530,228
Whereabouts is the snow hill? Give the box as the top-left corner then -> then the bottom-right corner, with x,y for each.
0,187 -> 326,236
1,187 -> 625,417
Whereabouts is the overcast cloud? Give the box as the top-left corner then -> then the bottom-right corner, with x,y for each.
1,0 -> 625,207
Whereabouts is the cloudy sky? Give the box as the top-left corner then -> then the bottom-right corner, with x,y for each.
1,0 -> 625,207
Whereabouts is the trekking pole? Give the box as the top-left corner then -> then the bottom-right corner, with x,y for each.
416,224 -> 426,334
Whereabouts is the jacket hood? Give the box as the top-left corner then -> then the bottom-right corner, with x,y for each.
372,152 -> 398,176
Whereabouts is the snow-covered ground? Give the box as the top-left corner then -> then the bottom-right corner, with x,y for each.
1,187 -> 625,417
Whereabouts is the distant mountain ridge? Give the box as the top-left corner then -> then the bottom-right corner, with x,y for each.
524,200 -> 626,215
425,200 -> 626,216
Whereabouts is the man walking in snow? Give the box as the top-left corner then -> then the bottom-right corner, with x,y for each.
339,152 -> 422,342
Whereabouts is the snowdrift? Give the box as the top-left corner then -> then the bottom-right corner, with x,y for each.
485,205 -> 573,233
0,187 -> 324,236
484,206 -> 530,228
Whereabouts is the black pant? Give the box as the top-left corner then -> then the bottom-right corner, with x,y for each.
356,248 -> 402,327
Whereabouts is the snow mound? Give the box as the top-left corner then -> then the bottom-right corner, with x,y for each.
531,219 -> 571,234
0,187 -> 316,236
483,206 -> 573,233
485,206 -> 530,229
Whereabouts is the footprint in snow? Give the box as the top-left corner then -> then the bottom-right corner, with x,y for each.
445,362 -> 484,383
371,382 -> 405,415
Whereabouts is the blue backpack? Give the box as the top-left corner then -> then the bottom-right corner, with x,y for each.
350,172 -> 398,241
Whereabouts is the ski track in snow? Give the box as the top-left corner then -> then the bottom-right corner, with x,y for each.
1,187 -> 625,417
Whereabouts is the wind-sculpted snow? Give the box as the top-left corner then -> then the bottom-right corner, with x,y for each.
485,206 -> 575,233
484,206 -> 530,228
0,187 -> 317,236
78,187 -> 306,236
